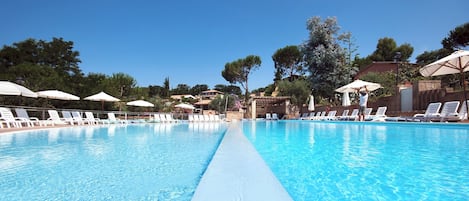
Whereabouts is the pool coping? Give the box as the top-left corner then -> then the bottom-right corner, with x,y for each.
191,121 -> 293,201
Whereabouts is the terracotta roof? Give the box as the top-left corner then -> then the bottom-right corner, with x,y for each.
194,99 -> 212,105
354,62 -> 398,79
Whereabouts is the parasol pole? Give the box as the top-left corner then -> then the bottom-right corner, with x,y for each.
460,56 -> 468,120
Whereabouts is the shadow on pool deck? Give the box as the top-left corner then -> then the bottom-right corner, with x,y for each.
191,122 -> 293,201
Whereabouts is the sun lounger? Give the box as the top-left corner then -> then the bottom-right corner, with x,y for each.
107,113 -> 127,124
363,108 -> 373,120
0,107 -> 32,128
85,112 -> 109,125
342,109 -> 359,121
323,110 -> 337,120
440,100 -> 468,122
300,112 -> 314,120
272,113 -> 279,120
337,110 -> 349,120
15,108 -> 51,127
265,113 -> 272,120
428,101 -> 460,122
366,106 -> 387,121
47,110 -> 70,125
71,111 -> 88,125
61,111 -> 77,125
407,102 -> 442,122
165,113 -> 179,123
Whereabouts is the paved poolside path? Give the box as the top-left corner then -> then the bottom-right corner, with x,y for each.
191,121 -> 293,201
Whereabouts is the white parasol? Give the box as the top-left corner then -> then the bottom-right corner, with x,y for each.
420,50 -> 469,119
126,100 -> 154,107
342,92 -> 351,106
175,103 -> 195,110
36,90 -> 80,100
307,95 -> 315,111
84,91 -> 120,110
0,81 -> 38,98
335,79 -> 382,93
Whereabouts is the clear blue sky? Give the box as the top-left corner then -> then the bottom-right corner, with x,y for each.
1,0 -> 468,90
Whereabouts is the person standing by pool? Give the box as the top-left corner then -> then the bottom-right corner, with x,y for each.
357,86 -> 368,121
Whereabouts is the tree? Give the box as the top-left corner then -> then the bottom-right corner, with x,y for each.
148,85 -> 165,97
171,84 -> 190,95
214,84 -> 242,96
104,72 -> 137,98
0,38 -> 83,93
442,22 -> 469,50
209,94 -> 235,114
221,55 -> 261,102
272,45 -> 303,82
190,84 -> 209,95
277,79 -> 311,113
302,16 -> 355,102
163,77 -> 170,98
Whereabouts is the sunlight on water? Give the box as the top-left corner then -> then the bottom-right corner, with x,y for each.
0,123 -> 226,201
244,121 -> 469,201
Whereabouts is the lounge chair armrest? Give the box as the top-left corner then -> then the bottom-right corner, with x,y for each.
413,114 -> 424,117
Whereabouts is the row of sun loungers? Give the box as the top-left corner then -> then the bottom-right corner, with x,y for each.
394,100 -> 469,122
300,107 -> 388,121
299,100 -> 468,122
0,108 -> 129,128
152,113 -> 180,123
188,114 -> 222,122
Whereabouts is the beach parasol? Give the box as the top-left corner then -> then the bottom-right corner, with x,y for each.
0,81 -> 38,98
335,79 -> 382,93
126,100 -> 154,107
307,95 -> 315,111
175,103 -> 195,110
84,91 -> 120,110
342,92 -> 351,106
419,50 -> 469,119
36,90 -> 80,100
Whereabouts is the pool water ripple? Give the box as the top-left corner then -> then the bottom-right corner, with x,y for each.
0,123 -> 227,200
243,121 -> 469,201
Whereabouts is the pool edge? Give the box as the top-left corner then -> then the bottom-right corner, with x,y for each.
191,121 -> 293,201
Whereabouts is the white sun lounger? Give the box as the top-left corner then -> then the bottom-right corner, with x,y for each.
429,101 -> 460,122
0,107 -> 32,128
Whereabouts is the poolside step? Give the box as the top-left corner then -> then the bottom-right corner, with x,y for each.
192,122 -> 293,201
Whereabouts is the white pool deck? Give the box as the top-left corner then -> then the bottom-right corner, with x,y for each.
191,121 -> 293,201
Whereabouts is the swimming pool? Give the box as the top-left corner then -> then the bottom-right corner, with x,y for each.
243,120 -> 469,201
0,123 -> 226,200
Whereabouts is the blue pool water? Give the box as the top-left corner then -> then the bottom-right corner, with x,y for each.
0,123 -> 226,200
243,121 -> 469,201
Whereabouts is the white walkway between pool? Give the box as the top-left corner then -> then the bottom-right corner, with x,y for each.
191,121 -> 293,201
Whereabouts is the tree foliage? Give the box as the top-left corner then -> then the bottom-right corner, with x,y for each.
213,84 -> 242,96
302,16 -> 357,102
272,45 -> 303,82
190,84 -> 209,95
442,22 -> 469,50
221,55 -> 261,102
277,79 -> 311,112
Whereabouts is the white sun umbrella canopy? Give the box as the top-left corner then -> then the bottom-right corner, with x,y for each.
342,92 -> 351,106
126,100 -> 154,107
308,95 -> 315,111
84,91 -> 120,110
84,91 -> 120,102
36,90 -> 80,100
420,50 -> 469,119
175,103 -> 195,110
0,81 -> 38,98
335,79 -> 382,93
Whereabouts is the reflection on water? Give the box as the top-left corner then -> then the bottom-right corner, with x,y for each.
243,121 -> 469,201
0,123 -> 227,200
